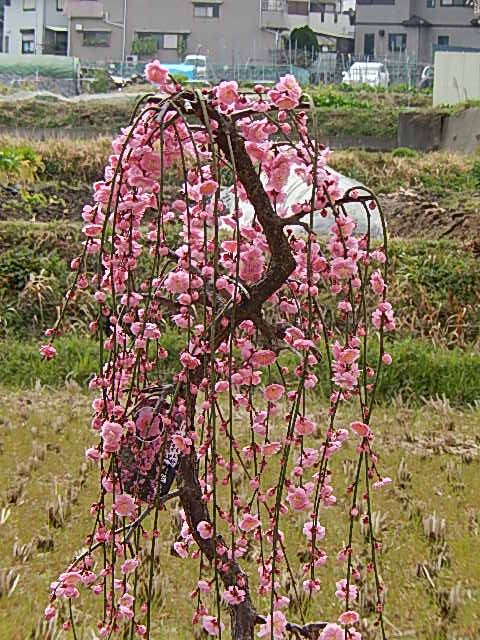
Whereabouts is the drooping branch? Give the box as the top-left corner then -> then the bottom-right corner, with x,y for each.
174,96 -> 300,640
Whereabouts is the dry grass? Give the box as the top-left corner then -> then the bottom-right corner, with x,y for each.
0,136 -> 478,194
0,135 -> 112,184
0,388 -> 479,638
330,150 -> 477,195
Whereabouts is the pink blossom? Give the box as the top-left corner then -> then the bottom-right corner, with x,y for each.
303,521 -> 325,541
264,384 -> 285,402
370,270 -> 385,295
101,420 -> 123,453
240,246 -> 265,283
335,579 -> 358,601
339,610 -> 360,624
268,74 -> 302,110
197,520 -> 214,539
320,623 -> 344,640
215,380 -> 229,393
59,571 -> 82,587
267,153 -> 292,192
251,350 -> 276,366
222,586 -> 246,605
85,447 -> 100,462
40,344 -> 56,360
114,493 -> 136,517
44,604 -> 56,621
372,301 -> 395,331
121,558 -> 140,575
258,611 -> 287,639
302,578 -> 321,594
294,416 -> 315,436
164,270 -> 190,294
382,352 -> 392,365
238,513 -> 261,532
172,433 -> 192,455
200,180 -> 219,196
261,441 -> 282,457
145,60 -> 169,87
287,487 -> 310,512
350,421 -> 371,438
217,80 -> 239,105
331,257 -> 358,280
373,477 -> 392,489
83,223 -> 102,237
173,541 -> 188,558
202,615 -> 225,636
180,352 -> 201,370
198,579 -> 211,593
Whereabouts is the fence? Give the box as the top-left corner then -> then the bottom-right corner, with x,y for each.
0,54 -> 81,97
0,53 -> 431,98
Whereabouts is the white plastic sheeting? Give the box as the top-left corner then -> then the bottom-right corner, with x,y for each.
222,168 -> 383,239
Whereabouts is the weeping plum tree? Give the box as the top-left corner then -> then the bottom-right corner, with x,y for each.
41,66 -> 395,639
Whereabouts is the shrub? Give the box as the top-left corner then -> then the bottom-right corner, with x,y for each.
392,147 -> 418,158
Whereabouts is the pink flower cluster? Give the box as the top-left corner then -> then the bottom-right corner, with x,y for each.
43,71 -> 393,638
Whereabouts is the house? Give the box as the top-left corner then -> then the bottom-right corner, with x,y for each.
3,0 -> 68,55
2,0 -> 355,65
260,1 -> 354,54
355,0 -> 480,63
59,0 -> 354,63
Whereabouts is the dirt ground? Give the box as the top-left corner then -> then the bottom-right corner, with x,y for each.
381,187 -> 480,243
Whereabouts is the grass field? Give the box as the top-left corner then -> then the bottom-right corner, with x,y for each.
0,94 -> 479,639
0,388 -> 479,639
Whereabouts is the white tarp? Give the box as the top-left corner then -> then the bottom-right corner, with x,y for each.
222,168 -> 383,239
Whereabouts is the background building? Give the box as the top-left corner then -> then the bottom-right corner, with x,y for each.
355,0 -> 480,64
3,0 -> 68,56
3,0 -> 355,64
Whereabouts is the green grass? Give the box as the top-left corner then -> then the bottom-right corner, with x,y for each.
389,240 -> 480,348
2,334 -> 479,407
2,219 -> 479,347
0,389 -> 478,638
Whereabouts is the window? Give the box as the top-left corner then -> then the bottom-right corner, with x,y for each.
440,0 -> 469,5
438,35 -> 450,46
4,35 -> 10,54
427,0 -> 436,6
389,33 -> 407,52
135,32 -> 184,50
21,30 -> 35,53
83,31 -> 111,47
193,3 -> 220,17
23,0 -> 36,10
57,0 -> 65,10
163,34 -> 178,49
262,0 -> 284,9
287,1 -> 308,15
364,33 -> 375,57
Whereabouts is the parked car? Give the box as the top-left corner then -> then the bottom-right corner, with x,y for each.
342,62 -> 390,88
419,65 -> 434,89
184,55 -> 208,80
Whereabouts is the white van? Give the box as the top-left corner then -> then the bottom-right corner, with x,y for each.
342,62 -> 390,88
184,55 -> 208,80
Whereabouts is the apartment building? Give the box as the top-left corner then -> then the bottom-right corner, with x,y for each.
355,0 -> 480,63
260,0 -> 354,53
3,0 -> 355,63
3,0 -> 68,55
